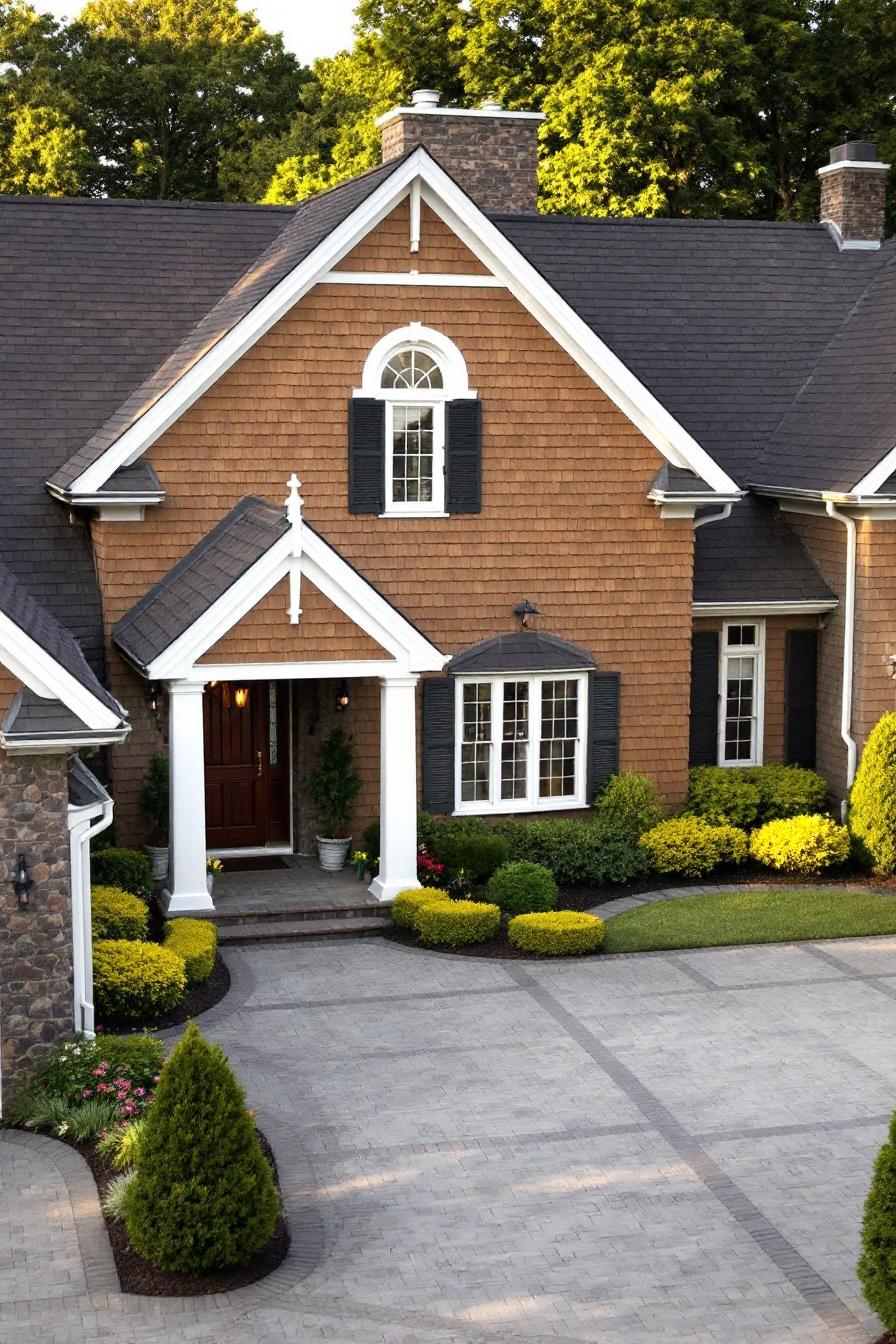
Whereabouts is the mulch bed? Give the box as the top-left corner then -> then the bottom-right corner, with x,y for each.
70,1128 -> 289,1296
97,953 -> 231,1034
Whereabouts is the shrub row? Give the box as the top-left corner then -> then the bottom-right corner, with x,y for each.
90,847 -> 153,899
640,812 -> 851,878
92,940 -> 186,1022
686,764 -> 829,829
163,918 -> 218,987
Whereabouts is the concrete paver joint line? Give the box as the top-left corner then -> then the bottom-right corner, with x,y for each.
503,963 -> 872,1342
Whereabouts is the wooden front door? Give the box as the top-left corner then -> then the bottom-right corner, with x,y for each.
204,681 -> 290,849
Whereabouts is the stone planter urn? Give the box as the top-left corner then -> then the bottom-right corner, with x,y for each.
316,836 -> 351,872
144,844 -> 169,885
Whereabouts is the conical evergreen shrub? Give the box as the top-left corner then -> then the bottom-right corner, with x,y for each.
858,1108 -> 896,1328
850,712 -> 896,874
123,1022 -> 278,1272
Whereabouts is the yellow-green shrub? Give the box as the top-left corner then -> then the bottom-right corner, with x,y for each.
508,910 -> 606,956
93,940 -> 186,1022
391,887 -> 444,929
163,918 -> 217,986
413,899 -> 501,946
850,712 -> 896,874
639,816 -> 748,878
91,886 -> 148,942
750,814 -> 850,876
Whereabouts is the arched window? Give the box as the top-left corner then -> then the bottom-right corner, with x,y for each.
353,324 -> 474,517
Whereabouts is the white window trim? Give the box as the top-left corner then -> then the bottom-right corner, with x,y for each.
717,620 -> 765,768
354,323 -> 475,519
453,671 -> 588,816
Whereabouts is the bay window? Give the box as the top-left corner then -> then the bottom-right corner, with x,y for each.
456,673 -> 588,813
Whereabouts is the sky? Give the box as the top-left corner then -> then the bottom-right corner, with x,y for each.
30,1 -> 358,63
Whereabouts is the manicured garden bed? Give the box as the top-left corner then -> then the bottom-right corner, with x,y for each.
602,886 -> 896,954
96,951 -> 230,1032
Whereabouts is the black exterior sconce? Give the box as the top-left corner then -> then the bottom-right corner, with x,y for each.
335,680 -> 351,713
514,599 -> 540,630
14,853 -> 32,908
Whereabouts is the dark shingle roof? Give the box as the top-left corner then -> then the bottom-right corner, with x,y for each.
0,193 -> 291,671
97,462 -> 164,497
493,213 -> 892,487
2,688 -> 93,738
448,631 -> 597,674
751,252 -> 896,492
0,559 -> 125,716
50,157 -> 404,493
113,496 -> 288,671
693,498 -> 838,604
69,755 -> 111,807
650,464 -> 715,495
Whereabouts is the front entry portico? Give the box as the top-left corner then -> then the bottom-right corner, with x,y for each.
112,477 -> 446,914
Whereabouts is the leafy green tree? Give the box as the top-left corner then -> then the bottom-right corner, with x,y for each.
461,0 -> 553,107
849,711 -> 896,874
353,0 -> 467,103
858,1104 -> 896,1328
123,1022 -> 278,1271
64,0 -> 306,199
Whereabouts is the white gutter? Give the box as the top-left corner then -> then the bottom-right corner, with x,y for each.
825,500 -> 858,810
693,502 -> 733,530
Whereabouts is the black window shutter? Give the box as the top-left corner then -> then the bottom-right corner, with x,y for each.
422,678 -> 455,813
689,630 -> 719,766
348,398 -> 385,514
785,629 -> 818,768
445,399 -> 482,514
588,670 -> 620,798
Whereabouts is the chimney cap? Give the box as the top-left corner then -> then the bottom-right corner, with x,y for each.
830,139 -> 878,164
480,97 -> 504,112
411,89 -> 441,109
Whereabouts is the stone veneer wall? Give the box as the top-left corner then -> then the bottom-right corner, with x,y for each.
0,753 -> 72,1099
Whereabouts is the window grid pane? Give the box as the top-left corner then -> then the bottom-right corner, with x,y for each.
723,655 -> 756,762
462,683 -> 491,742
539,679 -> 578,798
461,742 -> 491,801
391,404 -> 434,504
382,348 -> 444,389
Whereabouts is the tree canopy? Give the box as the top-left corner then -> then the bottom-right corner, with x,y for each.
0,0 -> 894,224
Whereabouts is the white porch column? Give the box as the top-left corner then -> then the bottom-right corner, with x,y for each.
370,673 -> 420,903
163,680 -> 214,913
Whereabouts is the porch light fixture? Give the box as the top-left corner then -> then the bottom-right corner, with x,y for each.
234,686 -> 250,710
335,680 -> 351,713
13,853 -> 32,909
144,681 -> 161,715
514,599 -> 540,630
888,654 -> 896,680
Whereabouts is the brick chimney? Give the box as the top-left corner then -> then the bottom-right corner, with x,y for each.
818,139 -> 890,247
377,89 -> 544,214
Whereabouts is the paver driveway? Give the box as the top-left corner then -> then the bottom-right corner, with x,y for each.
3,934 -> 896,1344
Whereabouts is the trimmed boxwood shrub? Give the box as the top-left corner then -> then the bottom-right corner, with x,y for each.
414,899 -> 501,947
163,918 -> 218,986
430,819 -> 510,883
640,816 -> 748,878
850,712 -> 896,874
485,861 -> 558,915
498,817 -> 648,886
90,847 -> 153,900
593,772 -> 663,840
687,765 -> 829,828
91,886 -> 148,942
93,940 -> 186,1022
123,1022 -> 278,1271
508,910 -> 606,956
858,1107 -> 896,1329
750,814 -> 850,876
391,886 -> 444,929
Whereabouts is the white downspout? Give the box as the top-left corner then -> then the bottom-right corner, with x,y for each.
693,502 -> 733,530
825,500 -> 857,815
68,797 -> 114,1038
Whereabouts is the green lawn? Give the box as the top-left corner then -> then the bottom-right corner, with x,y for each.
602,887 -> 896,954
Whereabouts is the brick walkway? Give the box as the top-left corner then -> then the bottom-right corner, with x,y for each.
3,929 -> 895,1343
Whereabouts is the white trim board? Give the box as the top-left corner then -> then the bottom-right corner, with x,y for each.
137,525 -> 446,681
693,600 -> 837,617
63,147 -> 739,499
324,271 -> 503,287
0,612 -> 124,732
187,659 -> 401,683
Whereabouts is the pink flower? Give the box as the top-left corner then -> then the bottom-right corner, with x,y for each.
82,1088 -> 92,1098
135,1087 -> 145,1097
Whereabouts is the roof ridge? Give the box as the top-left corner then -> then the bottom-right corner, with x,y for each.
489,212 -> 832,230
0,193 -> 296,213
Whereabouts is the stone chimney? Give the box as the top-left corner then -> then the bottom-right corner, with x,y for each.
818,139 -> 890,247
377,89 -> 544,214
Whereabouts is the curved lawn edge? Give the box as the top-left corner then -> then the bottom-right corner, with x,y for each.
597,884 -> 896,955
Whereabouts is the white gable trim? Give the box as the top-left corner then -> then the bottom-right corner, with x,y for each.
0,612 -> 124,732
852,444 -> 896,495
67,147 -> 739,498
141,526 -> 446,680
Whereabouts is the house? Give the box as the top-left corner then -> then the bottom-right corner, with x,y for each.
2,90 -> 895,1092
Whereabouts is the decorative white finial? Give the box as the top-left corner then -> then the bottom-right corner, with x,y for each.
285,473 -> 303,624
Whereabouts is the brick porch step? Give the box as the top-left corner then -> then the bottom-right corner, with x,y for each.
216,916 -> 392,944
207,902 -> 392,926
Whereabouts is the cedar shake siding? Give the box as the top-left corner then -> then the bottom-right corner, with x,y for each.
197,578 -> 389,664
92,203 -> 696,838
335,201 -> 491,275
853,519 -> 896,762
0,669 -> 22,721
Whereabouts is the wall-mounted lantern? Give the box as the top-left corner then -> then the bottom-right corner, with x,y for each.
234,686 -> 250,710
335,680 -> 351,713
14,853 -> 32,909
514,599 -> 540,630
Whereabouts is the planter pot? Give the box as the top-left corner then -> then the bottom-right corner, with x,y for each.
206,874 -> 214,895
316,836 -> 351,872
144,844 -> 169,885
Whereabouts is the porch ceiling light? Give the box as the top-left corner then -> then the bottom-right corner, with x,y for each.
234,686 -> 250,710
514,599 -> 540,630
335,680 -> 351,712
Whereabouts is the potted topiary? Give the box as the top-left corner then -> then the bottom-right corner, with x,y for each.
140,755 -> 170,884
304,729 -> 361,871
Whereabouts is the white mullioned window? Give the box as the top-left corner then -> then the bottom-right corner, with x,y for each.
718,621 -> 765,766
356,323 -> 474,518
454,673 -> 588,814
